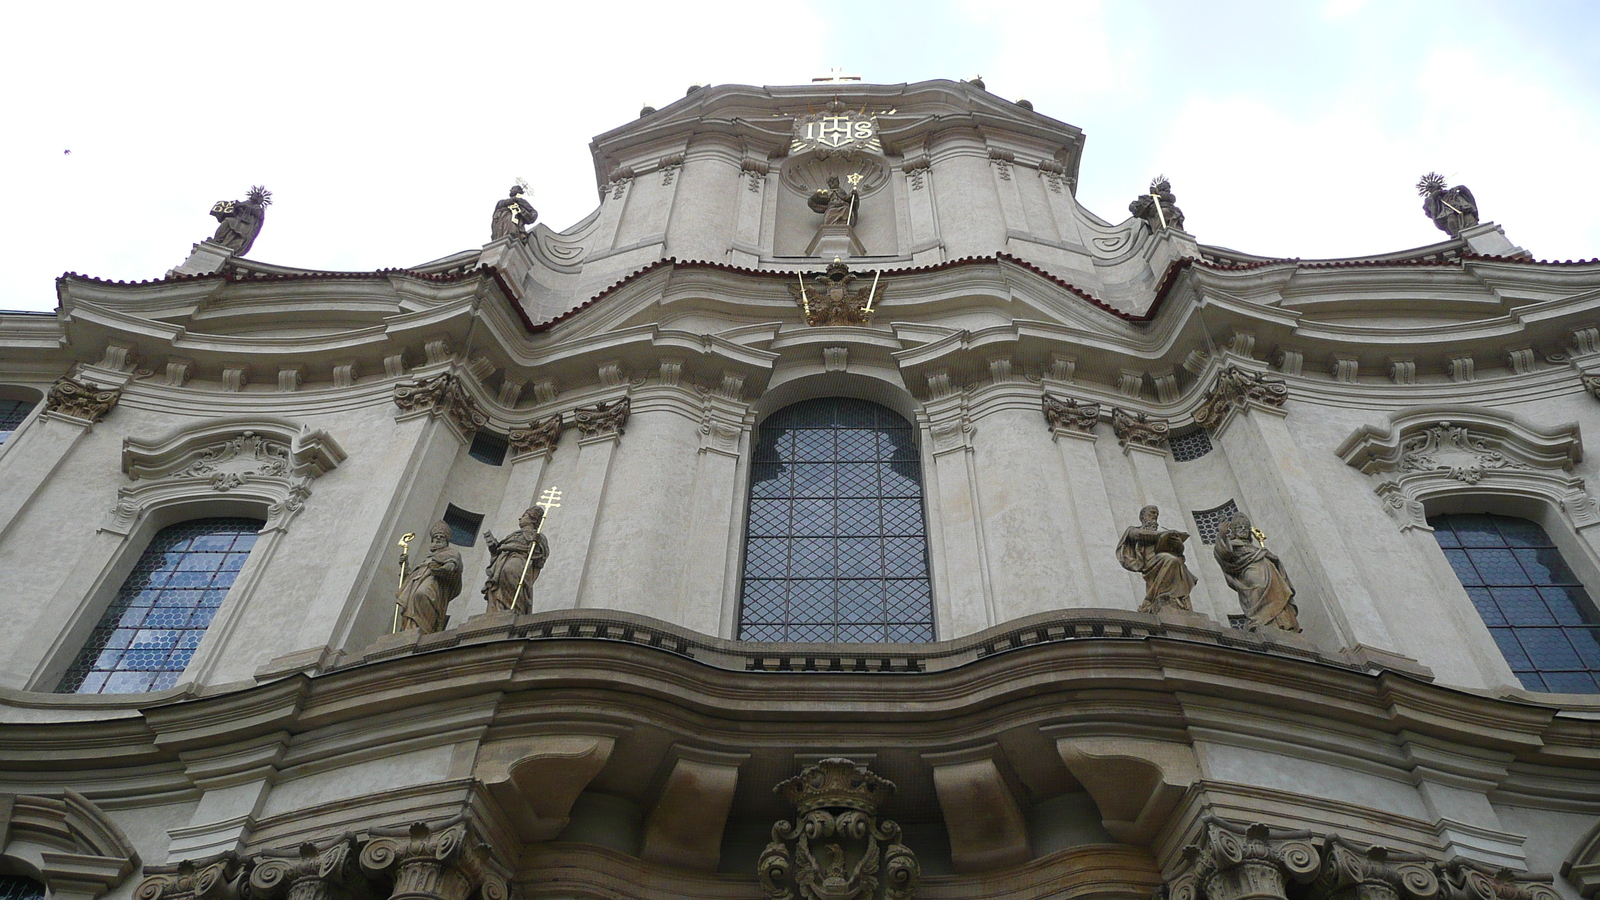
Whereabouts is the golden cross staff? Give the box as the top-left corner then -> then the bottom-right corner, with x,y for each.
1252,526 -> 1268,548
796,270 -> 812,319
847,171 -> 863,224
1150,192 -> 1168,230
391,532 -> 416,633
511,486 -> 562,610
861,269 -> 883,317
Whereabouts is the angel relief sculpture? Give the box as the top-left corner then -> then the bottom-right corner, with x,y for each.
788,259 -> 883,327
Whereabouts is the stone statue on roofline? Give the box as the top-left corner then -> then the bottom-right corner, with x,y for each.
491,183 -> 538,242
1129,175 -> 1184,232
209,185 -> 272,255
1417,171 -> 1478,237
1116,504 -> 1198,613
396,521 -> 463,635
482,506 -> 549,614
1213,513 -> 1301,632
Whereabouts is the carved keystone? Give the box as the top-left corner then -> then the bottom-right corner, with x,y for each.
759,758 -> 919,900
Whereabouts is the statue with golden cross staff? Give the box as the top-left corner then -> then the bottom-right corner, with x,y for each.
482,487 -> 561,614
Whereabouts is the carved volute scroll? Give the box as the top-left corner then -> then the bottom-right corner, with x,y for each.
1440,861 -> 1561,900
1165,818 -> 1319,900
45,375 -> 121,423
393,374 -> 488,438
1192,366 -> 1288,432
1315,836 -> 1441,900
249,840 -> 360,900
574,397 -> 630,439
759,758 -> 919,900
135,853 -> 244,900
507,414 -> 562,457
1113,408 -> 1170,450
1042,394 -> 1100,435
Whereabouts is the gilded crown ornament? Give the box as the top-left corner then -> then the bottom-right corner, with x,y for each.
760,759 -> 918,900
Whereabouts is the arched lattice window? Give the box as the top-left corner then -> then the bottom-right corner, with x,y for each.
0,875 -> 46,900
739,398 -> 934,642
0,397 -> 35,444
58,517 -> 265,694
1432,513 -> 1600,693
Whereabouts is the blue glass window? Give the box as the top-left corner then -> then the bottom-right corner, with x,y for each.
0,398 -> 34,444
739,398 -> 934,643
57,517 -> 264,694
1431,513 -> 1600,693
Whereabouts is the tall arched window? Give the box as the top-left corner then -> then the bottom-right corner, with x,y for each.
57,517 -> 265,694
1432,513 -> 1600,693
739,397 -> 934,642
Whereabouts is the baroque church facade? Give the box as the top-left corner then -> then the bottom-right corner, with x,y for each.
5,77 -> 1600,900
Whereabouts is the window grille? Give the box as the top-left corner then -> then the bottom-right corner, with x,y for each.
1431,513 -> 1600,693
1169,428 -> 1213,462
739,398 -> 935,643
58,517 -> 264,694
0,398 -> 34,444
468,429 -> 509,466
1191,500 -> 1240,545
0,876 -> 46,900
443,504 -> 483,547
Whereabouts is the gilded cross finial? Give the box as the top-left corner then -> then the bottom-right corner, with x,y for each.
536,487 -> 562,528
812,67 -> 861,83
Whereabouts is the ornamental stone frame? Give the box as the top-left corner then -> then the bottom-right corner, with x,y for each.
108,418 -> 347,536
0,789 -> 140,900
1336,406 -> 1591,533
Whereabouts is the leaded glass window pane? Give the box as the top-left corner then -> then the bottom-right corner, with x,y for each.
57,517 -> 264,694
1430,513 -> 1600,693
738,398 -> 934,643
0,397 -> 35,445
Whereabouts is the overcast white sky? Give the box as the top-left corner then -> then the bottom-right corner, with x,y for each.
2,1 -> 1597,312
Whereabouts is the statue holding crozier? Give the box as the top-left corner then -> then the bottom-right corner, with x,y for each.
1116,504 -> 1198,613
395,521 -> 463,635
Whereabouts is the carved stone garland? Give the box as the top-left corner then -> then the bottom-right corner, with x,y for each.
1394,422 -> 1527,486
46,376 -> 121,423
1113,408 -> 1170,450
507,413 -> 562,456
1192,366 -> 1288,431
394,374 -> 488,437
1042,394 -> 1100,434
574,397 -> 630,439
759,758 -> 919,900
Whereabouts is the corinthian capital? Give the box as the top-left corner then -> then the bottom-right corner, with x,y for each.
249,839 -> 358,900
358,821 -> 509,900
133,853 -> 242,900
46,376 -> 121,423
1166,819 -> 1319,900
393,373 -> 488,437
1315,836 -> 1441,900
